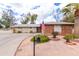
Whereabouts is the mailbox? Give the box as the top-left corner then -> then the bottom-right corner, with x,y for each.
33,36 -> 41,56
36,37 -> 41,43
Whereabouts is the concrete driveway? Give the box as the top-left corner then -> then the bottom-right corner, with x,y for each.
16,36 -> 79,56
0,30 -> 36,56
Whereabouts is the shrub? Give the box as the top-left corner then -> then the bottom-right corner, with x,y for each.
29,30 -> 33,33
64,34 -> 79,40
13,28 -> 16,33
64,34 -> 79,42
17,31 -> 22,33
52,32 -> 59,38
31,34 -> 49,43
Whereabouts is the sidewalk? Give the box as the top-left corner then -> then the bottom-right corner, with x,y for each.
15,37 -> 33,56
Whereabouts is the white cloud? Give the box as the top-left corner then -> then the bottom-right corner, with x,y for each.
0,0 -> 79,3
0,0 -> 79,24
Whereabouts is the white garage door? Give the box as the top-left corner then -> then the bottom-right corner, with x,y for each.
54,25 -> 61,33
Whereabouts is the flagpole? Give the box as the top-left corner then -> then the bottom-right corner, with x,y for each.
41,21 -> 45,35
33,36 -> 35,56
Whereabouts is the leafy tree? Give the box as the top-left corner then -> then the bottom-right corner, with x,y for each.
21,17 -> 29,24
1,9 -> 16,28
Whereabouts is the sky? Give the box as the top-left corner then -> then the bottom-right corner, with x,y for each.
0,0 -> 79,24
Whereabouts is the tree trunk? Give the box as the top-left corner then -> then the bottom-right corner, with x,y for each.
74,9 -> 79,35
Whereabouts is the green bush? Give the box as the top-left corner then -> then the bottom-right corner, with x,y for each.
31,35 -> 49,43
17,31 -> 22,33
29,30 -> 33,33
52,32 -> 59,38
13,28 -> 16,33
64,34 -> 79,40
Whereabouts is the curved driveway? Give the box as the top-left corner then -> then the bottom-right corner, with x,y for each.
0,31 -> 35,56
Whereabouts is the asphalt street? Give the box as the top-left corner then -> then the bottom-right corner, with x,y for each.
0,31 -> 35,56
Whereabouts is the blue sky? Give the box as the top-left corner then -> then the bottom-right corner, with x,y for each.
0,0 -> 78,24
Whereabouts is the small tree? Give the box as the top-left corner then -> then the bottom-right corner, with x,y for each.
64,34 -> 79,43
52,32 -> 59,38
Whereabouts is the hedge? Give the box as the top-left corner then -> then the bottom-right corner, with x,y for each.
64,34 -> 79,40
31,34 -> 49,43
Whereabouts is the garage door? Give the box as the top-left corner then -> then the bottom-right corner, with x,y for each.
54,25 -> 61,33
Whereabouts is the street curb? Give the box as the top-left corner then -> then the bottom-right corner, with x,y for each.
14,36 -> 33,56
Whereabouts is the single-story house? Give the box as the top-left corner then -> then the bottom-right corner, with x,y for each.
42,22 -> 74,36
11,22 -> 74,36
11,24 -> 41,33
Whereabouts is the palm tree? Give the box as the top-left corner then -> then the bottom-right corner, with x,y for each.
62,5 -> 75,23
73,4 -> 79,35
30,14 -> 38,24
21,13 -> 38,24
62,3 -> 79,35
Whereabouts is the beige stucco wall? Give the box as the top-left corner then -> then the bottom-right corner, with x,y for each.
12,27 -> 37,33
